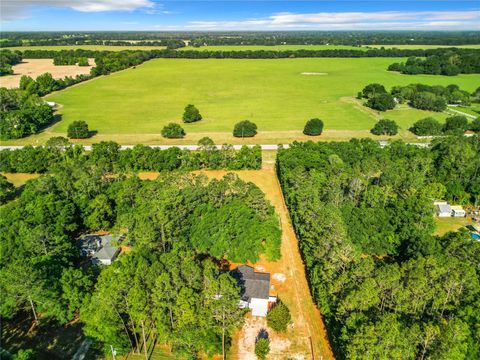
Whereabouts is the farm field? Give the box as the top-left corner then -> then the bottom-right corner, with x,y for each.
179,44 -> 365,51
1,45 -> 167,51
38,57 -> 479,140
0,59 -> 94,88
366,44 -> 480,49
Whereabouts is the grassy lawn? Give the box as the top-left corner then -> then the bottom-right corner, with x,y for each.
179,44 -> 365,51
434,217 -> 473,236
1,173 -> 40,187
38,58 -> 478,139
2,45 -> 166,51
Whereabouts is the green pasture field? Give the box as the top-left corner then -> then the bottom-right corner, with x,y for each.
179,44 -> 365,51
1,45 -> 166,51
42,57 -> 478,138
365,44 -> 480,50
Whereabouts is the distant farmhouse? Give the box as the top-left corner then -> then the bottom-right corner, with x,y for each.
78,234 -> 120,265
230,265 -> 277,317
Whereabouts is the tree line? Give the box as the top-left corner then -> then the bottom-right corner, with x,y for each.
277,136 -> 480,359
0,154 -> 281,357
0,140 -> 262,173
2,31 -> 479,46
388,53 -> 480,76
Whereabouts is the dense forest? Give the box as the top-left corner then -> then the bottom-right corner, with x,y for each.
2,31 -> 479,46
0,149 -> 281,357
388,53 -> 480,75
277,136 -> 480,359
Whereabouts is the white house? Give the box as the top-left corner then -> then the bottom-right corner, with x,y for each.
451,205 -> 466,218
231,265 -> 276,317
436,203 -> 452,217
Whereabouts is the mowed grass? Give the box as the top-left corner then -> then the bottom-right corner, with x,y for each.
179,44 -> 365,51
1,45 -> 166,51
45,57 -> 479,135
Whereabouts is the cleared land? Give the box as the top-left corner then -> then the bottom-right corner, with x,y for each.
1,173 -> 40,187
434,217 -> 473,236
366,44 -> 480,49
1,45 -> 166,51
0,59 -> 94,88
41,58 -> 478,136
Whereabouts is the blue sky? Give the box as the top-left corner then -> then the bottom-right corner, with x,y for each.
1,1 -> 479,31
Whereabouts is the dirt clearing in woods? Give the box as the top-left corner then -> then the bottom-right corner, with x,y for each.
0,59 -> 94,89
191,167 -> 335,360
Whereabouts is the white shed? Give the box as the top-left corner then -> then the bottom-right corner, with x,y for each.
451,205 -> 466,218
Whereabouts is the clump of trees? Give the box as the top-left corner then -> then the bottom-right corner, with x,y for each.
410,115 -> 476,136
67,120 -> 90,139
0,87 -> 55,140
409,117 -> 444,136
233,120 -> 257,138
388,53 -> 480,76
303,118 -> 324,136
277,137 -> 480,358
161,123 -> 185,138
182,104 -> 202,123
266,301 -> 291,332
53,54 -> 89,66
360,83 -> 472,112
370,119 -> 398,135
0,49 -> 22,75
19,72 -> 92,97
0,175 -> 15,204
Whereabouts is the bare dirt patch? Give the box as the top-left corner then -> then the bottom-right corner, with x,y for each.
301,72 -> 328,76
0,59 -> 94,89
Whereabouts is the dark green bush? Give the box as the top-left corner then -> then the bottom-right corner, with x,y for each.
267,301 -> 291,332
371,119 -> 398,136
67,120 -> 90,139
366,93 -> 396,111
303,118 -> 324,136
161,123 -> 185,138
233,120 -> 257,138
182,104 -> 202,123
409,117 -> 443,136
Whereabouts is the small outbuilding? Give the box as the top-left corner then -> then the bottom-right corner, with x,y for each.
230,265 -> 276,317
451,205 -> 466,218
436,203 -> 452,217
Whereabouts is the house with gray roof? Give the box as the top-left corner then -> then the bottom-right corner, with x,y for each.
230,265 -> 277,317
78,234 -> 120,266
436,203 -> 452,217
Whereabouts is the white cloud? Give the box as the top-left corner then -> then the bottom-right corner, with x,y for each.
184,10 -> 480,31
1,0 -> 154,20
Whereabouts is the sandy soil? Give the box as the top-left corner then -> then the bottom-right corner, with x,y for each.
0,59 -> 94,89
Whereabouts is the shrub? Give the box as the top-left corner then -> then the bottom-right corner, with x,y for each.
161,123 -> 185,138
46,136 -> 70,148
255,338 -> 270,360
303,118 -> 324,136
371,119 -> 398,136
443,115 -> 469,134
366,93 -> 396,111
470,118 -> 480,133
67,120 -> 90,139
410,117 -> 443,136
411,92 -> 446,112
182,104 -> 202,123
0,174 -> 15,204
267,301 -> 291,332
233,120 -> 257,138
